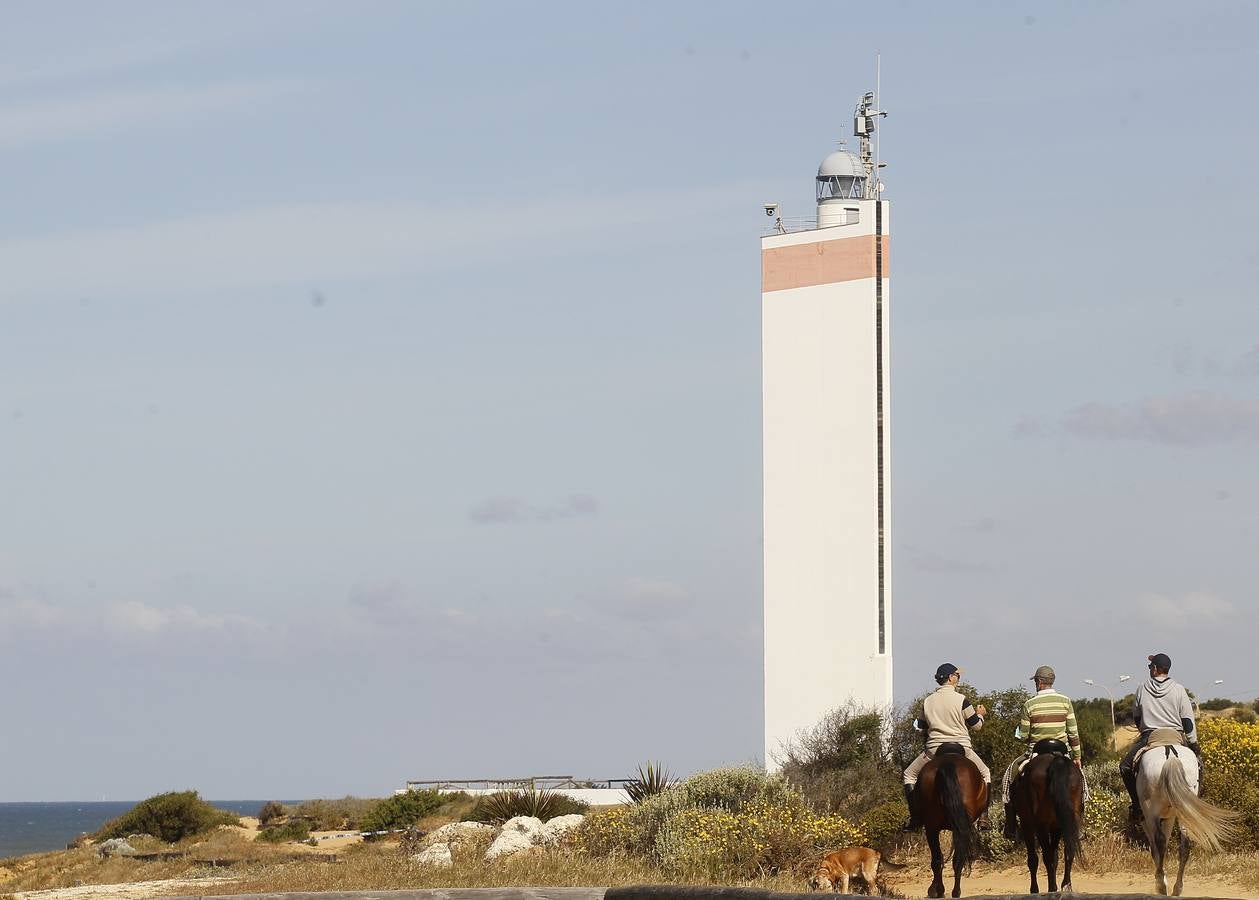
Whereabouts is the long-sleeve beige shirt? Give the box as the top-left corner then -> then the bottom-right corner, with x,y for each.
922,684 -> 984,751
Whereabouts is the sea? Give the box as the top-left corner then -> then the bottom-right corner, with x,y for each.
0,801 -> 271,860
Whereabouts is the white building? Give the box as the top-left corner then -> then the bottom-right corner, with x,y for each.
762,93 -> 893,767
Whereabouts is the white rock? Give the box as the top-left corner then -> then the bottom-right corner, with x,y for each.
96,838 -> 136,858
484,815 -> 544,860
421,821 -> 494,850
540,814 -> 585,845
412,843 -> 453,868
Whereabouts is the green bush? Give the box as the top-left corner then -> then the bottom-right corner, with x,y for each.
257,801 -> 287,826
1073,701 -> 1119,763
256,820 -> 312,843
626,766 -> 801,857
651,796 -> 865,878
291,797 -> 379,830
1083,761 -> 1125,797
94,791 -> 239,843
1199,698 -> 1242,712
780,704 -> 901,818
859,799 -> 908,851
462,789 -> 589,824
360,790 -> 447,832
1083,788 -> 1127,840
1202,770 -> 1259,849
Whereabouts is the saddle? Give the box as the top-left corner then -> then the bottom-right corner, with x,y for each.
1013,739 -> 1070,781
1132,728 -> 1187,767
936,741 -> 966,757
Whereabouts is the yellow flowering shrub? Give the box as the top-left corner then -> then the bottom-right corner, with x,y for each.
1199,716 -> 1259,781
653,798 -> 865,878
571,806 -> 635,856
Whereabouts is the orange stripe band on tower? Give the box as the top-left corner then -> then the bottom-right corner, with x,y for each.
761,234 -> 890,293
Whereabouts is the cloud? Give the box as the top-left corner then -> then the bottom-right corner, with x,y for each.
105,600 -> 260,635
0,79 -> 304,151
1011,417 -> 1045,438
0,592 -> 68,629
1226,345 -> 1259,376
1063,392 -> 1259,445
347,581 -> 467,630
608,577 -> 689,621
0,184 -> 754,300
0,40 -> 192,92
1141,591 -> 1237,629
469,494 -> 599,525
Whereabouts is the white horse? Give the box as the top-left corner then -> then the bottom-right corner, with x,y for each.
1137,743 -> 1239,896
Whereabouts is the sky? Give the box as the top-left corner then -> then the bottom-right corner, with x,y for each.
1,1 -> 1257,802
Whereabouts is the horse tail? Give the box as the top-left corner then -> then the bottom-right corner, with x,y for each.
1046,755 -> 1082,863
937,758 -> 977,867
1157,753 -> 1240,852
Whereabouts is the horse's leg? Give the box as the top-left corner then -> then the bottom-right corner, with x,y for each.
1037,826 -> 1056,894
1173,822 -> 1190,897
1062,821 -> 1075,893
926,828 -> 945,899
1024,825 -> 1040,894
1152,815 -> 1169,895
951,833 -> 966,900
1045,829 -> 1061,893
1022,815 -> 1042,896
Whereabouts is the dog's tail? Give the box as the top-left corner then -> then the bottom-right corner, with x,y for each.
877,857 -> 907,870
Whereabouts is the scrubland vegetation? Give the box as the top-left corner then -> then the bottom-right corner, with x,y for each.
4,688 -> 1259,897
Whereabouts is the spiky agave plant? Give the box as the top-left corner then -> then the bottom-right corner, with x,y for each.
475,788 -> 586,823
625,761 -> 673,804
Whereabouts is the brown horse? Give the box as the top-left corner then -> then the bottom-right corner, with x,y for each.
916,743 -> 986,899
1010,740 -> 1084,893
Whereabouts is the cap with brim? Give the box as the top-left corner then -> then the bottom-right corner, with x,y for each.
1031,665 -> 1056,682
1148,653 -> 1172,670
935,662 -> 960,681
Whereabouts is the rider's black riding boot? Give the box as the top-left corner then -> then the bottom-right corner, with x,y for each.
1121,767 -> 1141,821
1002,797 -> 1018,840
900,783 -> 920,831
976,784 -> 993,830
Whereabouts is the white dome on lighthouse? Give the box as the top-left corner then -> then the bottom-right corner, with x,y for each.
817,149 -> 862,178
816,147 -> 867,227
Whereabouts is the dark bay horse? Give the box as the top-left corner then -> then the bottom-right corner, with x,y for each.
1010,740 -> 1084,893
916,743 -> 986,899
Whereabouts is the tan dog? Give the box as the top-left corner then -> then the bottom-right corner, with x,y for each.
810,846 -> 884,894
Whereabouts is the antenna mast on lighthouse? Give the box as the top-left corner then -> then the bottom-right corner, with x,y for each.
853,56 -> 887,199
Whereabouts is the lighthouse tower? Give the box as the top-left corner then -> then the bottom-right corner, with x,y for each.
761,92 -> 892,767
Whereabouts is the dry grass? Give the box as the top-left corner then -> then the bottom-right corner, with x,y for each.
6,823 -> 1259,897
210,841 -> 805,894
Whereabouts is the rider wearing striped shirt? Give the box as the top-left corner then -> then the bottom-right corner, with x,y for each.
1001,665 -> 1082,839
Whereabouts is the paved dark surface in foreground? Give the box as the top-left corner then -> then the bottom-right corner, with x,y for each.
159,888 -> 1245,900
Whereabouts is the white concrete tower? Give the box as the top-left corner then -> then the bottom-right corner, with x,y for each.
762,91 -> 892,767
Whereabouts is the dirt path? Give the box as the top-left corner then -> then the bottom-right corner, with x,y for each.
885,863 -> 1259,899
14,877 -> 238,900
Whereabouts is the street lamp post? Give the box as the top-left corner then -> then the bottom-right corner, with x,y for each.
1085,674 -> 1131,749
1192,679 -> 1225,716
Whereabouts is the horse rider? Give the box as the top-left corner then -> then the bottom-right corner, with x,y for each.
1001,664 -> 1082,839
902,662 -> 993,830
1119,652 -> 1200,822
